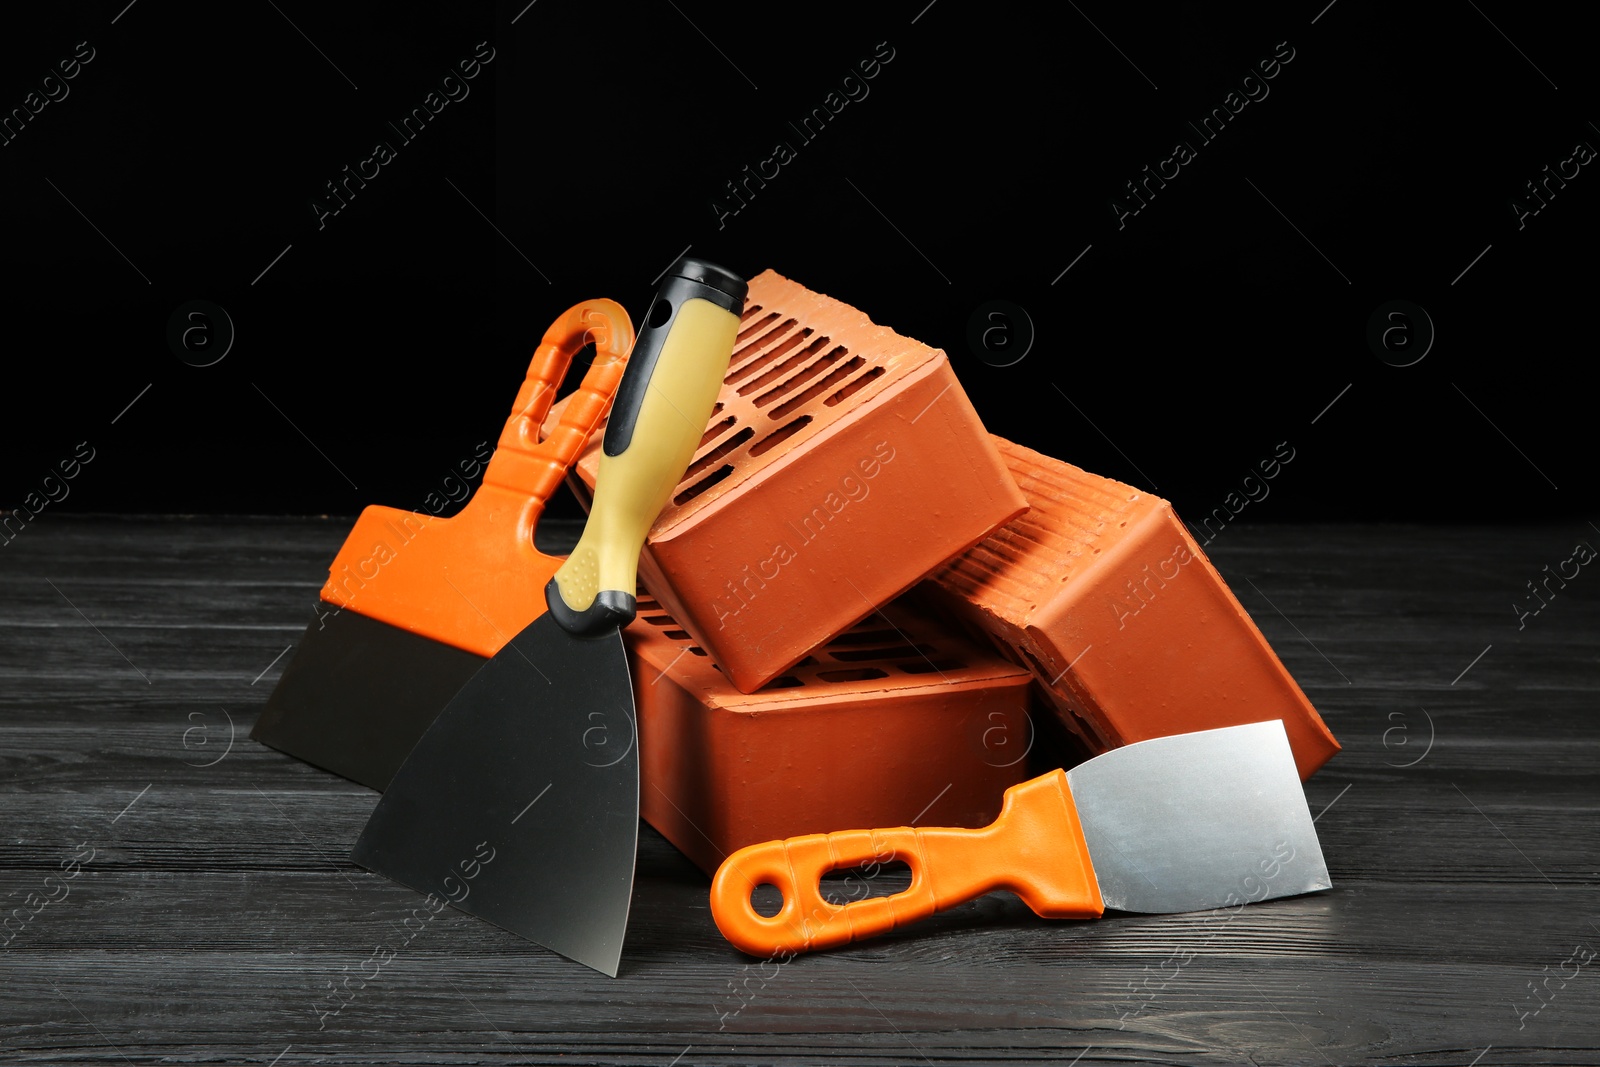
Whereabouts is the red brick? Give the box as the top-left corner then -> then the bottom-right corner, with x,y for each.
922,436 -> 1340,780
546,269 -> 1027,693
630,594 -> 1035,876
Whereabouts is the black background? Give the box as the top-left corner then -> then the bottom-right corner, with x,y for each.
2,0 -> 1592,523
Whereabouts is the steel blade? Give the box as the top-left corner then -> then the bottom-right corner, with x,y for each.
350,612 -> 639,977
1066,720 -> 1331,913
252,606 -> 487,791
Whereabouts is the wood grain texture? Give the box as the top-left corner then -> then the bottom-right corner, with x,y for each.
2,516 -> 1597,1066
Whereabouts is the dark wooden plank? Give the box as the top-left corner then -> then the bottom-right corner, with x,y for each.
1,517 -> 1597,1065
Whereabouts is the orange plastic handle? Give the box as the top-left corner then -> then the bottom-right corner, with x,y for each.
316,300 -> 633,656
709,770 -> 1105,958
480,298 -> 634,503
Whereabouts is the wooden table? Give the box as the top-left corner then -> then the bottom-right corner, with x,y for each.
2,517 -> 1595,1065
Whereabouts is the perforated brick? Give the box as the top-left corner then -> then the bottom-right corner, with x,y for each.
546,269 -> 1027,693
629,594 -> 1035,876
921,436 -> 1340,780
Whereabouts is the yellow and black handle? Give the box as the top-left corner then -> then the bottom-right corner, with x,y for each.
545,258 -> 745,635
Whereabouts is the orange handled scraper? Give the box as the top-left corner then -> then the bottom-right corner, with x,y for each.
709,720 -> 1331,957
252,300 -> 633,790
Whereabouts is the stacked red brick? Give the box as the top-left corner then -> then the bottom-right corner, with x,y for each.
923,436 -> 1339,780
629,595 -> 1034,875
544,271 -> 1337,875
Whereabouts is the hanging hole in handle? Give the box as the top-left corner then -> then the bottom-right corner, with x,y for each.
532,336 -> 598,447
550,339 -> 599,408
750,882 -> 783,917
819,861 -> 912,906
647,297 -> 673,329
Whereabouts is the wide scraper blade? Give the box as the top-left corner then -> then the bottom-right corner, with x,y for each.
253,607 -> 487,790
1067,720 -> 1331,913
351,612 -> 640,977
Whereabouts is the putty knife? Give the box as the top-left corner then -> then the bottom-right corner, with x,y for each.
252,299 -> 634,790
710,719 -> 1331,956
351,258 -> 746,977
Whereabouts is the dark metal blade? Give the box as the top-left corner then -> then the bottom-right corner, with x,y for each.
1067,720 -> 1331,913
350,612 -> 639,977
252,605 -> 487,791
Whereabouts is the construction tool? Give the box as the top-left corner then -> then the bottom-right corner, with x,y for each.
351,258 -> 746,977
251,300 -> 633,790
709,720 -> 1331,957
